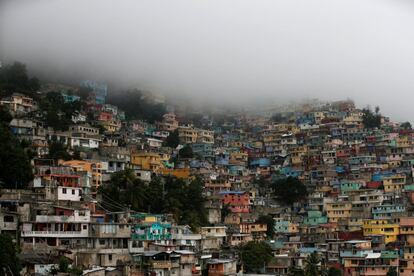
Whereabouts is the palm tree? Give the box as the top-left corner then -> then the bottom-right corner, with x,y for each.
304,252 -> 321,276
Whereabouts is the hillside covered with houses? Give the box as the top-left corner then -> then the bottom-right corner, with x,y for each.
2,62 -> 414,276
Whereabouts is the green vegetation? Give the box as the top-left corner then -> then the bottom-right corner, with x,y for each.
0,234 -> 21,276
179,145 -> 193,158
362,106 -> 381,129
273,176 -> 307,205
0,107 -> 33,188
386,267 -> 398,276
39,92 -> 86,131
304,252 -> 321,276
240,241 -> 273,273
99,170 -> 208,230
48,140 -> 72,161
256,215 -> 275,238
50,256 -> 82,275
401,121 -> 412,130
221,203 -> 231,223
254,176 -> 271,196
287,266 -> 305,276
287,253 -> 325,276
107,89 -> 166,123
0,62 -> 40,98
326,267 -> 342,276
165,129 -> 179,148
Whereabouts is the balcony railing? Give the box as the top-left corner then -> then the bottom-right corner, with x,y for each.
21,230 -> 89,237
131,233 -> 172,241
151,261 -> 179,269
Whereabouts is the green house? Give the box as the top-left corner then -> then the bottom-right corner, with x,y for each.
303,210 -> 328,226
132,220 -> 172,241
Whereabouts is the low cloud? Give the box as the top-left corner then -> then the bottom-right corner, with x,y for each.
1,0 -> 414,120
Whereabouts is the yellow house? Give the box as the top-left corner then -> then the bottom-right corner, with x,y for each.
159,152 -> 171,163
196,129 -> 214,144
251,141 -> 263,149
229,151 -> 249,165
131,152 -> 163,172
397,136 -> 410,147
383,174 -> 406,193
289,146 -> 308,166
58,159 -> 103,190
325,201 -> 352,223
142,214 -> 158,223
313,112 -> 325,124
363,219 -> 399,244
178,127 -> 198,144
178,127 -> 214,144
101,120 -> 122,132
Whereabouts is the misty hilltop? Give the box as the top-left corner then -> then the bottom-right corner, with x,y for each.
2,0 -> 414,121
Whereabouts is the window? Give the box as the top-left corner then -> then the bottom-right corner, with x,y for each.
72,189 -> 75,195
83,225 -> 87,230
3,216 -> 14,222
62,188 -> 67,194
108,254 -> 112,261
99,239 -> 106,245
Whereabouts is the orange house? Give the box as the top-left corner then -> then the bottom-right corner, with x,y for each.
222,191 -> 250,213
207,259 -> 237,276
160,168 -> 191,179
58,160 -> 103,190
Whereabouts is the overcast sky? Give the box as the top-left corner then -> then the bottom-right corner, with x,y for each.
1,0 -> 414,120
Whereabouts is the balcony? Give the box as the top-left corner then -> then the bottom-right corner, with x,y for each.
132,233 -> 172,241
151,261 -> 179,269
35,215 -> 90,223
21,230 -> 89,238
172,233 -> 202,240
202,232 -> 226,238
2,222 -> 18,231
91,224 -> 131,238
340,250 -> 372,258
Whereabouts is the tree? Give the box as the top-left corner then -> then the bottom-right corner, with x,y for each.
77,86 -> 92,101
165,129 -> 179,148
401,121 -> 412,130
48,141 -> 71,161
39,92 -> 81,131
221,203 -> 231,223
254,176 -> 271,196
51,256 -> 81,276
273,177 -> 307,205
326,267 -> 342,276
0,124 -> 33,188
256,215 -> 275,238
0,234 -> 21,276
288,266 -> 305,276
240,241 -> 273,273
58,256 -> 69,273
386,267 -> 397,276
99,172 -> 207,230
304,252 -> 321,276
0,106 -> 12,124
107,89 -> 166,123
0,62 -> 40,97
180,177 -> 208,230
179,145 -> 193,159
362,107 -> 381,129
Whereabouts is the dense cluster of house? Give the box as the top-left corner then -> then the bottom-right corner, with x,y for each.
2,85 -> 414,276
